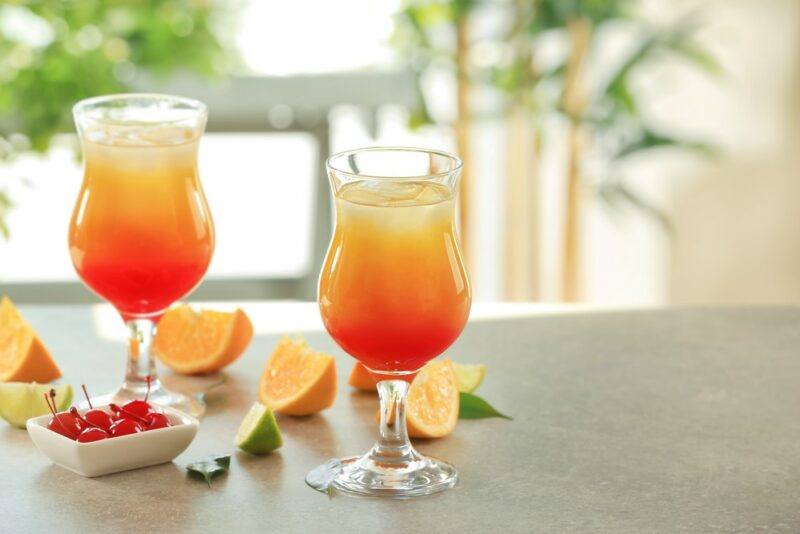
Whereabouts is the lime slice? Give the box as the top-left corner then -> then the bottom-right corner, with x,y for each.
236,402 -> 283,454
453,363 -> 486,393
0,382 -> 73,428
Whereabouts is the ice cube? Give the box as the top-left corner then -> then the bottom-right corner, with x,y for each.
411,183 -> 449,205
341,181 -> 426,206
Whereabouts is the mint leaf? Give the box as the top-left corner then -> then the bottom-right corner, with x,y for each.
186,454 -> 230,487
459,392 -> 512,420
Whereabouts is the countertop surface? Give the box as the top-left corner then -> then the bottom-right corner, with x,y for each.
2,303 -> 800,533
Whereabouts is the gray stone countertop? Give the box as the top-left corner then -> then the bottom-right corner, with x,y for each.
2,304 -> 800,533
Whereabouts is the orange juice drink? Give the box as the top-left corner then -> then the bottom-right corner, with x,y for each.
319,180 -> 471,376
69,128 -> 214,321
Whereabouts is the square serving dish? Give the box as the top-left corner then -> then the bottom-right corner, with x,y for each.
26,405 -> 199,477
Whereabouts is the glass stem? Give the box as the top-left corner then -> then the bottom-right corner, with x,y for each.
124,318 -> 160,392
370,380 -> 416,465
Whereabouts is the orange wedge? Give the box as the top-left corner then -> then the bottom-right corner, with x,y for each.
348,362 -> 377,391
0,297 -> 61,383
258,337 -> 337,416
153,304 -> 253,374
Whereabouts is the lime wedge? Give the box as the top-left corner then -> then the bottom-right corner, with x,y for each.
236,402 -> 283,454
453,363 -> 486,393
0,382 -> 73,428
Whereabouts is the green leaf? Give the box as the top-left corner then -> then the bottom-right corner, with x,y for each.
186,454 -> 230,487
601,20 -> 720,106
600,34 -> 658,102
0,190 -> 13,206
305,459 -> 342,498
0,190 -> 12,240
659,15 -> 723,77
668,40 -> 723,76
528,0 -> 632,32
490,64 -> 525,94
607,78 -> 636,114
539,61 -> 567,81
452,0 -> 476,20
406,3 -> 453,28
459,392 -> 512,420
408,84 -> 434,129
613,127 -> 714,160
528,1 -> 563,33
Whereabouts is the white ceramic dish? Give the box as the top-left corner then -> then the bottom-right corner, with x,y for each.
26,405 -> 198,477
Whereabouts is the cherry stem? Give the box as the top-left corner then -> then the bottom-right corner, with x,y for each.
109,403 -> 149,424
44,390 -> 72,437
69,407 -> 102,430
81,384 -> 93,409
145,375 -> 151,403
43,392 -> 56,417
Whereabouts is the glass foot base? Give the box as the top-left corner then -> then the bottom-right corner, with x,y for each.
80,379 -> 205,418
307,451 -> 458,498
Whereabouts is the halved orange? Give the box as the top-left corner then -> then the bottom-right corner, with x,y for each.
258,337 -> 337,416
0,296 -> 61,383
406,359 -> 459,438
153,304 -> 253,374
348,362 -> 376,391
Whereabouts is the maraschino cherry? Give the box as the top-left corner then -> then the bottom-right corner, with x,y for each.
145,412 -> 171,430
122,376 -> 153,419
80,385 -> 114,431
109,417 -> 143,437
109,403 -> 149,423
44,390 -> 80,440
77,427 -> 110,443
67,407 -> 110,442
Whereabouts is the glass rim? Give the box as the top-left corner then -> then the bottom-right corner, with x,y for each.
327,146 -> 463,181
72,93 -> 208,125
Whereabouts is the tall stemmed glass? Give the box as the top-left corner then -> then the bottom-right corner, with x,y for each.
69,94 -> 214,417
309,147 -> 471,497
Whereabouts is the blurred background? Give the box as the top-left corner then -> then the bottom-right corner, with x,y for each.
0,0 -> 798,306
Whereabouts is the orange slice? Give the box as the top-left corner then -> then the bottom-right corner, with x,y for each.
0,297 -> 61,383
348,362 -> 377,391
406,359 -> 459,438
258,337 -> 337,416
375,359 -> 459,438
153,305 -> 253,374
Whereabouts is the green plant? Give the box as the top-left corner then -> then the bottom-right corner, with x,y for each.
393,0 -> 718,300
0,0 -> 239,237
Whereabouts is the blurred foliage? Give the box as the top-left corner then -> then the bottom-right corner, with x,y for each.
393,0 -> 719,228
0,189 -> 10,238
0,0 -> 237,150
0,0 -> 239,238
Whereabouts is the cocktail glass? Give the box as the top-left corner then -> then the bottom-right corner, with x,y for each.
308,147 -> 471,497
69,94 -> 214,417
